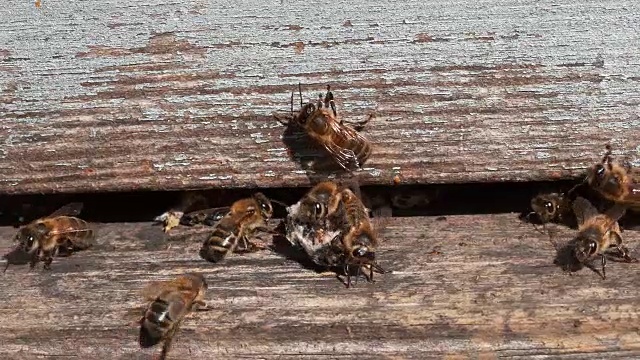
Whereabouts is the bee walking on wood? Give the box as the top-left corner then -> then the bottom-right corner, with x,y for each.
273,84 -> 373,171
199,192 -> 277,263
585,145 -> 640,207
571,197 -> 637,279
139,273 -> 209,360
3,202 -> 94,272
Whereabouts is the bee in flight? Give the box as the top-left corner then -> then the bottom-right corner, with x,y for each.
3,202 -> 94,272
571,197 -> 637,279
273,83 -> 373,171
585,145 -> 640,207
139,273 -> 209,360
198,192 -> 278,263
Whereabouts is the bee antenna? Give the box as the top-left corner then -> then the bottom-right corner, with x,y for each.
268,198 -> 289,209
602,144 -> 613,165
290,91 -> 294,116
298,82 -> 303,108
371,262 -> 386,274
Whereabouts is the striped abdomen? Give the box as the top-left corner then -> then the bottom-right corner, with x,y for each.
199,217 -> 241,263
49,216 -> 95,251
330,123 -> 371,167
139,292 -> 188,348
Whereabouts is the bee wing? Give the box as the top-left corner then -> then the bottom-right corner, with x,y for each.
48,202 -> 84,217
181,207 -> 232,226
572,197 -> 600,226
604,203 -> 628,224
57,230 -> 95,251
140,276 -> 200,301
323,121 -> 368,170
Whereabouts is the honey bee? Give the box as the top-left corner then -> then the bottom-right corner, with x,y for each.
285,182 -> 385,288
199,192 -> 275,263
285,181 -> 351,268
274,84 -> 373,170
571,196 -> 637,279
333,188 -> 386,287
139,273 -> 209,360
3,202 -> 94,272
527,192 -> 576,230
585,145 -> 640,207
292,181 -> 344,226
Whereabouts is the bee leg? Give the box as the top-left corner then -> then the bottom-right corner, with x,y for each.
341,113 -> 373,131
239,236 -> 250,251
28,250 -> 40,271
324,85 -> 337,118
614,245 -> 638,263
42,252 -> 55,271
601,254 -> 607,280
273,113 -> 291,126
158,324 -> 180,360
344,264 -> 352,288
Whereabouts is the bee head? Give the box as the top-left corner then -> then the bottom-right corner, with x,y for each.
530,195 -> 559,222
573,228 -> 601,263
295,103 -> 316,125
312,202 -> 328,219
351,245 -> 376,262
15,223 -> 47,253
253,192 -> 273,219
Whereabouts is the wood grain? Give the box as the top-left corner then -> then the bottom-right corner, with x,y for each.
1,214 -> 640,359
1,0 -> 640,193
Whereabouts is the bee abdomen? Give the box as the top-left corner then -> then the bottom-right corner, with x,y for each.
200,228 -> 238,263
139,299 -> 173,348
355,140 -> 371,166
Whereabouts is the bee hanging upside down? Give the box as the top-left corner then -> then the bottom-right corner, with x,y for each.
273,83 -> 374,171
139,273 -> 209,360
3,202 -> 95,272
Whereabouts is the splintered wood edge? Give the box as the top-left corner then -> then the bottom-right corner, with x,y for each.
0,214 -> 640,359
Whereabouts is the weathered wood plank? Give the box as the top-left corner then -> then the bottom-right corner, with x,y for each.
2,0 -> 640,194
1,215 -> 640,359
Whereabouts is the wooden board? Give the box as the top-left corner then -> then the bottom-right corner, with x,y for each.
2,214 -> 640,359
1,0 -> 640,194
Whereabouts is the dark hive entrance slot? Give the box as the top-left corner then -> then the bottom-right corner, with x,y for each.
0,179 -> 588,227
